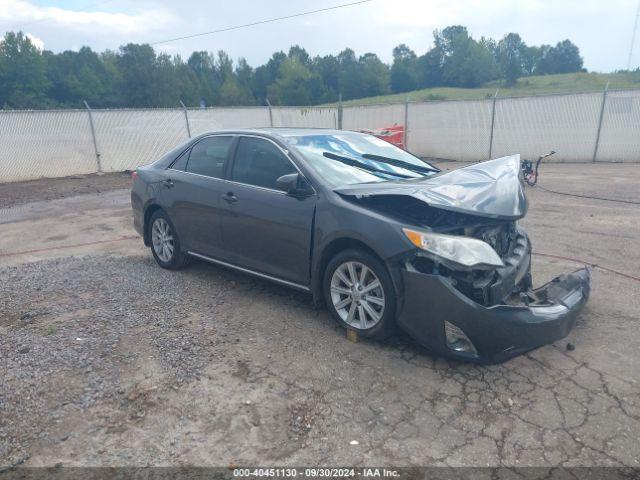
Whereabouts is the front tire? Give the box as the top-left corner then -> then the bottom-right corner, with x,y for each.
148,210 -> 190,270
323,249 -> 396,339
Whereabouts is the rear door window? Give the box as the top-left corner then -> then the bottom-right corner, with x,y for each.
170,150 -> 189,171
186,136 -> 234,178
231,137 -> 296,191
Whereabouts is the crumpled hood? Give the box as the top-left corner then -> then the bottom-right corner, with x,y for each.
334,155 -> 527,220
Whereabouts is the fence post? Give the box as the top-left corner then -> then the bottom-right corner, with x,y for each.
266,98 -> 274,127
83,100 -> 102,173
404,95 -> 410,150
337,93 -> 343,130
488,89 -> 499,159
179,100 -> 191,138
592,82 -> 609,163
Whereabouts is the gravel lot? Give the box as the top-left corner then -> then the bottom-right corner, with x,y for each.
1,163 -> 639,468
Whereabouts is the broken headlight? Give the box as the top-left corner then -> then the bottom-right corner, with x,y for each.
402,227 -> 504,269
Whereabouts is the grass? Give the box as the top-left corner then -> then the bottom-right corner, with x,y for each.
43,324 -> 58,336
336,71 -> 640,106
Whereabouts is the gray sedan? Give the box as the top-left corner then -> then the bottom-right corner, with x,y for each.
131,128 -> 590,363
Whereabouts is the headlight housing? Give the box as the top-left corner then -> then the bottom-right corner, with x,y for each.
444,321 -> 478,356
402,227 -> 504,269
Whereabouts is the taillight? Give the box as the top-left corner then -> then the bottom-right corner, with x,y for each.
131,170 -> 138,182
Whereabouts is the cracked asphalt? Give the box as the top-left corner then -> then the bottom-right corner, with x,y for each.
0,163 -> 639,468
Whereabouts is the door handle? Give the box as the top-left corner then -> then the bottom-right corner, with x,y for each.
162,178 -> 174,188
223,192 -> 238,204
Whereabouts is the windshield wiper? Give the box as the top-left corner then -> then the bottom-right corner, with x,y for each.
322,152 -> 413,179
361,153 -> 439,175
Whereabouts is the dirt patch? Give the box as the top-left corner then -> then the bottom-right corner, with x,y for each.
0,172 -> 131,209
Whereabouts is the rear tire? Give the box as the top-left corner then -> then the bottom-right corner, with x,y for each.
323,249 -> 396,340
148,210 -> 190,270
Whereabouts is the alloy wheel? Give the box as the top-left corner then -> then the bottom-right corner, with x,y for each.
330,261 -> 385,330
151,218 -> 175,263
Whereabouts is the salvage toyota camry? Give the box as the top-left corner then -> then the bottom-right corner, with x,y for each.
131,128 -> 590,363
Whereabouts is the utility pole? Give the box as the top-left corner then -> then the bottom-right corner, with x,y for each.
628,0 -> 640,70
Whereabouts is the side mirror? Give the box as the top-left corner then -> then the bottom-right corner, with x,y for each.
276,173 -> 313,197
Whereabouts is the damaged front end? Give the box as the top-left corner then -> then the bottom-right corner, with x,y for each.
337,155 -> 591,363
399,221 -> 590,363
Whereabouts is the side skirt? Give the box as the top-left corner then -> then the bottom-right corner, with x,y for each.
187,251 -> 311,292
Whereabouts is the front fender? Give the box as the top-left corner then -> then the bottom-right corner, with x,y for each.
309,196 -> 417,307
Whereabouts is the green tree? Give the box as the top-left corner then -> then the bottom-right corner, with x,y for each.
267,57 -> 317,105
45,46 -> 118,107
175,58 -> 201,106
0,31 -> 589,109
313,54 -> 340,101
218,76 -> 252,105
250,65 -> 271,104
337,48 -> 360,99
115,43 -> 158,107
99,49 -> 123,106
390,44 -> 419,93
0,31 -> 49,108
187,51 -> 219,106
358,53 -> 390,97
214,51 -> 254,105
496,33 -> 526,86
536,40 -> 583,74
521,45 -> 542,75
288,45 -> 311,66
153,53 -> 181,107
435,26 -> 498,87
251,51 -> 286,104
417,48 -> 443,88
235,58 -> 256,105
434,25 -> 468,56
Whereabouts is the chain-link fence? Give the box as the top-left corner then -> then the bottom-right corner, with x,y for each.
1,88 -> 639,182
406,99 -> 493,162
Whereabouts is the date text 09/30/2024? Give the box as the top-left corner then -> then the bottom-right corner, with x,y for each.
233,468 -> 401,478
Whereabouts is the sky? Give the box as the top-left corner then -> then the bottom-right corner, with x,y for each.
0,0 -> 638,72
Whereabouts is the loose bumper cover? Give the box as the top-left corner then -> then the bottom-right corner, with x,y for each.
396,264 -> 591,364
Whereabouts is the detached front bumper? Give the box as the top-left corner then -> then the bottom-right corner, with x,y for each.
396,267 -> 591,363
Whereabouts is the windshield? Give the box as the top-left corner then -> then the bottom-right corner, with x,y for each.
281,132 -> 438,187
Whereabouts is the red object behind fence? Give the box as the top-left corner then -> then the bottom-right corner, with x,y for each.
360,125 -> 405,149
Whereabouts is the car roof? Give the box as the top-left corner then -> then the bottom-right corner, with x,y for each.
195,127 -> 360,140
